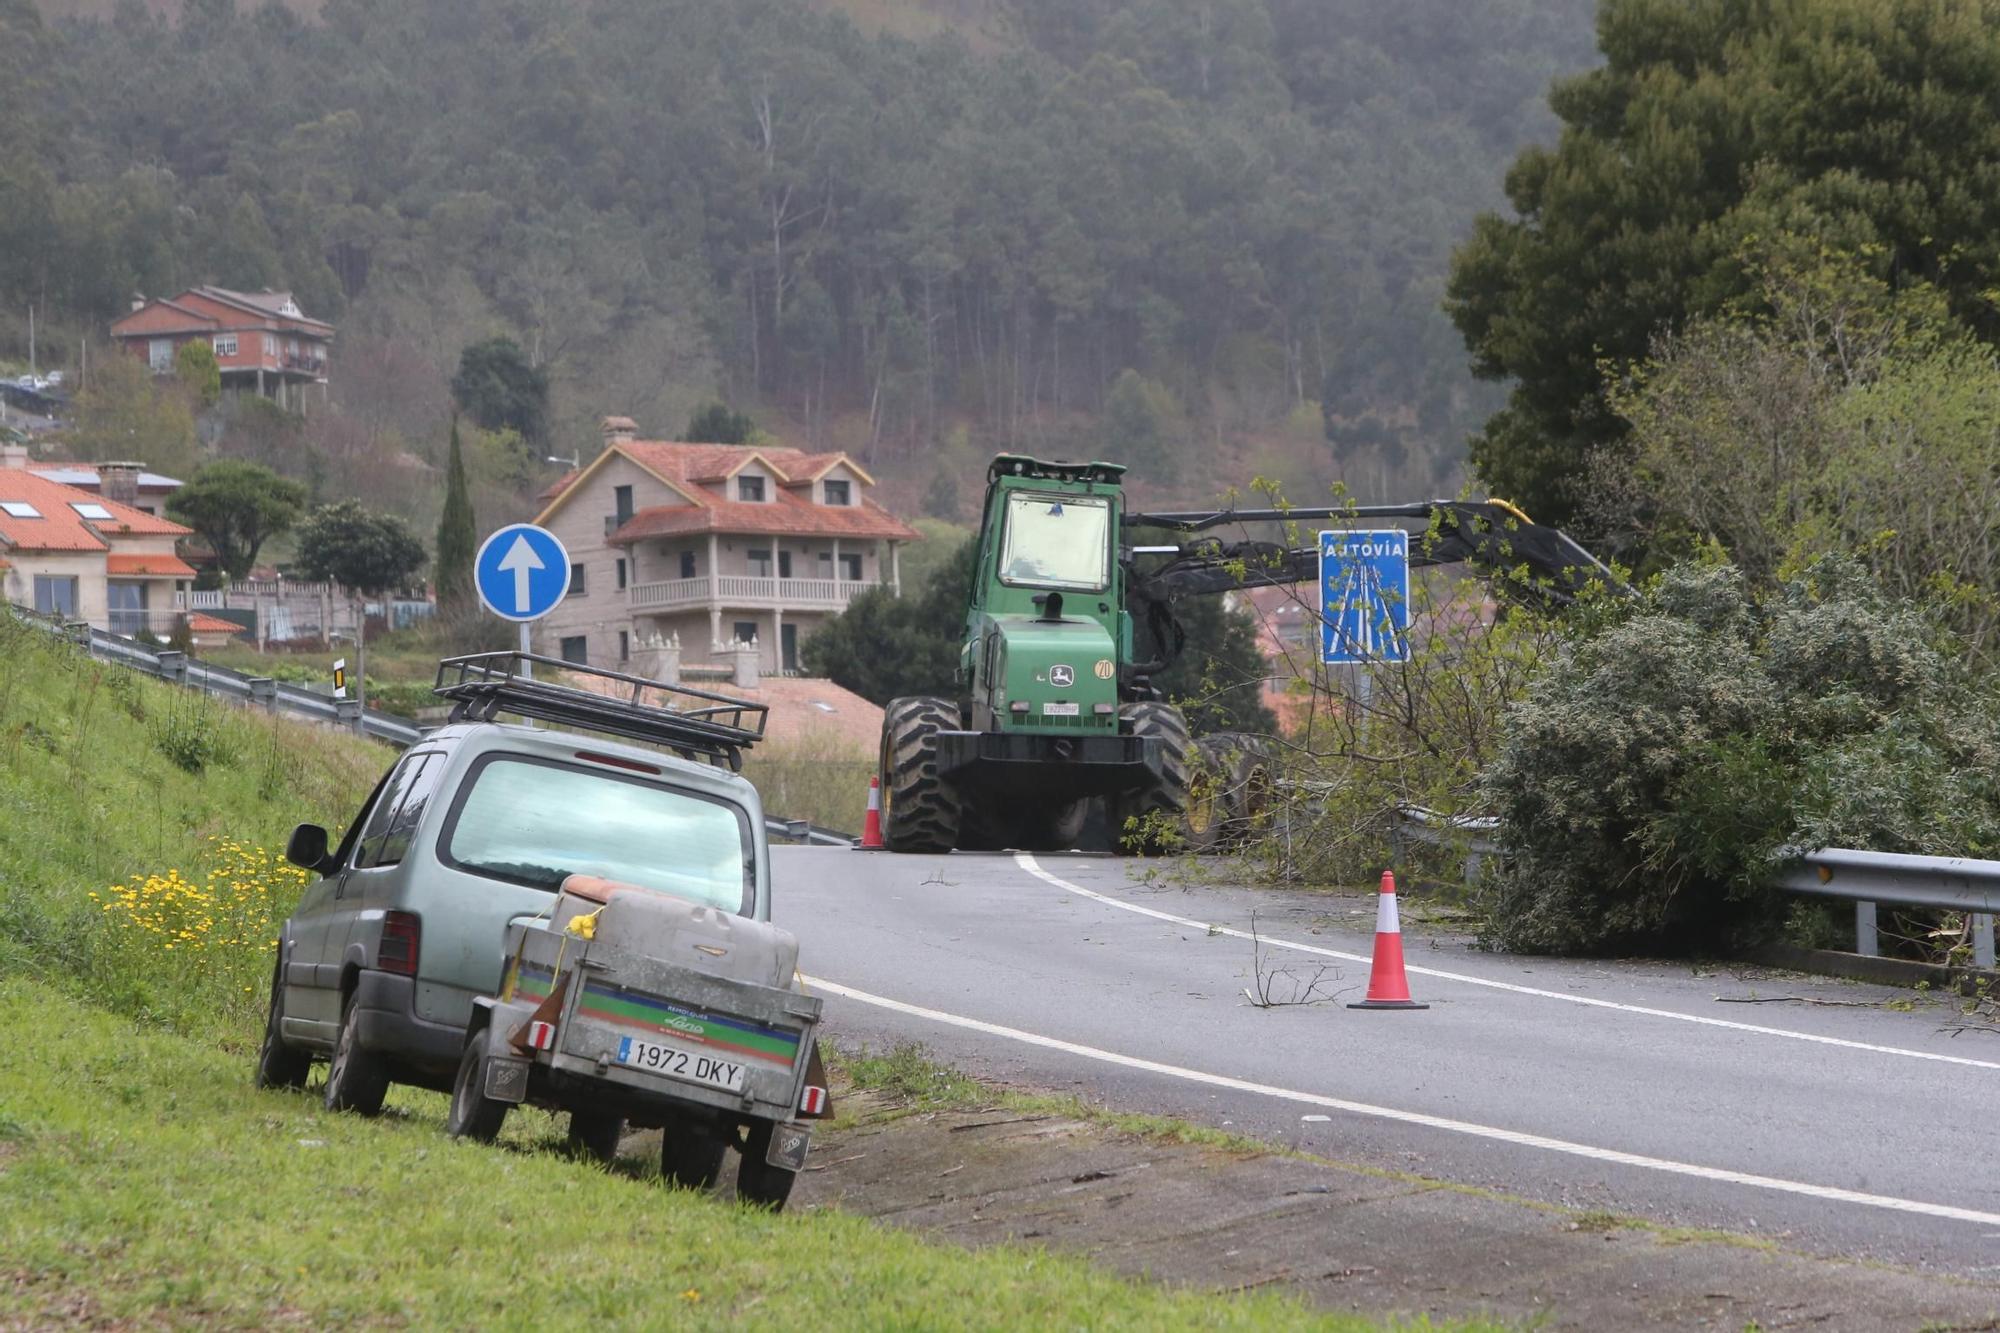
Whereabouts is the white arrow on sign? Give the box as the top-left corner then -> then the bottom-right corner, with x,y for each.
495,534 -> 545,615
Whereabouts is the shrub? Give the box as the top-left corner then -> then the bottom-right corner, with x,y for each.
1478,557 -> 2000,955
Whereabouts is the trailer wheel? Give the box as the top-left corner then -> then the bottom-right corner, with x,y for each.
661,1120 -> 728,1190
880,696 -> 963,853
1114,702 -> 1191,854
254,956 -> 310,1091
445,1040 -> 507,1143
736,1121 -> 798,1211
567,1110 -> 625,1164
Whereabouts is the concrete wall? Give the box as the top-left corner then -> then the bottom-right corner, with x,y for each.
2,550 -> 109,626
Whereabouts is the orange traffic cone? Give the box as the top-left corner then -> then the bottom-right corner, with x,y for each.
857,775 -> 886,850
1348,870 -> 1428,1010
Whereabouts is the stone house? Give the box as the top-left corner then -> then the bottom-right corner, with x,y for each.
531,417 -> 921,674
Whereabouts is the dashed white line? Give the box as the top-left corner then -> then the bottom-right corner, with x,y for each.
805,974 -> 2000,1228
1014,852 -> 2000,1073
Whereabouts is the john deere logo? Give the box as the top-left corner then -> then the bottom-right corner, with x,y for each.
1049,665 -> 1075,687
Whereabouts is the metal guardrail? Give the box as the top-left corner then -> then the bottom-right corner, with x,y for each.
13,606 -> 422,746
1777,848 -> 1998,970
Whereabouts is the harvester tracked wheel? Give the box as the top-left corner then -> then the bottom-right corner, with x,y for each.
1115,702 -> 1191,855
880,695 -> 963,854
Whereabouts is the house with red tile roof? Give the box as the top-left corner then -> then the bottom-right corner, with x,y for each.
0,446 -> 194,634
109,286 -> 332,414
531,416 -> 921,674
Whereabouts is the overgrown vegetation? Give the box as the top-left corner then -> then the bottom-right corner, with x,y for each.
0,611 -> 383,1035
1450,0 -> 2000,530
3,0 -> 1601,513
1478,559 -> 2000,956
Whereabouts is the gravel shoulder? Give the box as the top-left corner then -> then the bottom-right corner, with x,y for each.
795,1075 -> 2000,1332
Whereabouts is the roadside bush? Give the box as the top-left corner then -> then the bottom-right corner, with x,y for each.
1478,557 -> 2000,955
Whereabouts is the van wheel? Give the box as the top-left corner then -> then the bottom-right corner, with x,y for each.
567,1110 -> 624,1163
323,990 -> 389,1116
736,1121 -> 798,1211
254,957 -> 311,1091
661,1119 -> 728,1190
446,1040 -> 508,1143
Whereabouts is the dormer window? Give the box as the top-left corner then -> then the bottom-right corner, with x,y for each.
737,475 -> 766,503
823,479 -> 851,506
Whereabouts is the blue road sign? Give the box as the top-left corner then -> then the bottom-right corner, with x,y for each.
474,523 -> 571,623
1320,529 -> 1410,664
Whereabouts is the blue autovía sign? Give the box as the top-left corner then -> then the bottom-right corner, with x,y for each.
1320,529 -> 1410,664
474,523 -> 571,623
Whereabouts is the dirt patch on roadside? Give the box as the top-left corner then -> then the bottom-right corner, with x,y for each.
794,1085 -> 2000,1331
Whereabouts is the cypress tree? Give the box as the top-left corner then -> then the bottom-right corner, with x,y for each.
435,417 -> 477,614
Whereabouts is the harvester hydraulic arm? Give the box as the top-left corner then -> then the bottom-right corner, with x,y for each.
1121,499 -> 1623,611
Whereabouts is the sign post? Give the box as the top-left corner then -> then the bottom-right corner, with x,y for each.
474,524 -> 571,691
1319,530 -> 1411,722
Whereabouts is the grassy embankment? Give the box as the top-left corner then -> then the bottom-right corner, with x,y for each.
0,616 -> 1460,1330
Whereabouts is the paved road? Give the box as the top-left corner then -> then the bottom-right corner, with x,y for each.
773,846 -> 2000,1277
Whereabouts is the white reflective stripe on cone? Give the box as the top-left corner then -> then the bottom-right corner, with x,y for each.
1376,890 -> 1400,935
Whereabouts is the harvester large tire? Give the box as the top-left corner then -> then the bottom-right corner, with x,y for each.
880,696 -> 963,853
1181,736 -> 1233,854
1223,735 -> 1277,848
1114,702 -> 1191,854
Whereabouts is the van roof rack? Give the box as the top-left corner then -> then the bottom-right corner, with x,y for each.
434,651 -> 767,770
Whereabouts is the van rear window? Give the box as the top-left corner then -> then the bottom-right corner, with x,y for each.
439,754 -> 753,914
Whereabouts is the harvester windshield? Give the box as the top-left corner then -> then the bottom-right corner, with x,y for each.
998,493 -> 1110,590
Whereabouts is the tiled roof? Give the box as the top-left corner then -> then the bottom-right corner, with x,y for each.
0,470 -> 189,551
610,493 -> 919,543
537,471 -> 580,503
185,612 -> 243,634
106,553 -> 198,577
30,464 -> 183,491
548,437 -> 917,543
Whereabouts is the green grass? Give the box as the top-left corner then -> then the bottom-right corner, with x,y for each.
0,980 -> 1452,1331
0,613 -> 1462,1330
0,612 -> 386,1037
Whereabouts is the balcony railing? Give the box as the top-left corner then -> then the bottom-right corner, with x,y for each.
629,575 -> 878,610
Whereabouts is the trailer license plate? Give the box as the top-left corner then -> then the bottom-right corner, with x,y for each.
616,1036 -> 745,1093
1042,701 -> 1079,716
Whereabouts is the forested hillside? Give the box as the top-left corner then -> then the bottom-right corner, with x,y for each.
2,0 -> 1595,519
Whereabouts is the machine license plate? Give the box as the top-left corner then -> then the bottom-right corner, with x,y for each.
1042,701 -> 1079,716
615,1036 -> 745,1092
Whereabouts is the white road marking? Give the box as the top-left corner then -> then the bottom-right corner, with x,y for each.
1015,853 -> 2000,1073
804,973 -> 2000,1228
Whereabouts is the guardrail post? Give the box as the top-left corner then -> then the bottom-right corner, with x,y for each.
334,699 -> 361,731
1973,913 -> 1996,971
1856,900 -> 1879,957
247,677 -> 277,712
64,619 -> 90,647
155,650 -> 187,683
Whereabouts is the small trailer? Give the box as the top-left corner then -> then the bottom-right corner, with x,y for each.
448,875 -> 829,1208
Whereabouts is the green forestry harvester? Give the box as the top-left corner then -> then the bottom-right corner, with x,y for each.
874,454 -> 1618,854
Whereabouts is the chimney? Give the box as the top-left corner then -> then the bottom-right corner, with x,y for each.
601,415 -> 637,448
96,461 -> 143,509
130,292 -> 146,313
0,443 -> 28,470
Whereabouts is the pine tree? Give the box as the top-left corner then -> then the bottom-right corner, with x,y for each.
435,417 -> 477,614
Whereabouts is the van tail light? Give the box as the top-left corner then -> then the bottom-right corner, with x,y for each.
379,911 -> 421,976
